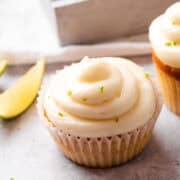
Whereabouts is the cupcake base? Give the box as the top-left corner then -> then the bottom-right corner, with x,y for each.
37,74 -> 162,168
37,88 -> 161,168
152,52 -> 180,115
45,116 -> 155,168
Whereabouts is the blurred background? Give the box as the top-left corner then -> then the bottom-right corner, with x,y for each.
0,0 -> 177,64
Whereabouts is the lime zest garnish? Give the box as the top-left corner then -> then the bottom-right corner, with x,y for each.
58,112 -> 63,117
82,97 -> 87,101
172,41 -> 177,46
144,72 -> 150,79
67,90 -> 72,96
172,21 -> 176,25
100,86 -> 104,93
165,41 -> 177,46
165,41 -> 171,46
115,118 -> 119,123
48,96 -> 51,99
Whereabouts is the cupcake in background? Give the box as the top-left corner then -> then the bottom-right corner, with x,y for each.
149,2 -> 180,115
37,57 -> 162,168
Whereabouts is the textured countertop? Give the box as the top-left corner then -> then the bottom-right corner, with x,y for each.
0,56 -> 180,180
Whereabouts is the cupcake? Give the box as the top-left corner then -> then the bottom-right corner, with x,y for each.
37,57 -> 162,168
149,2 -> 180,115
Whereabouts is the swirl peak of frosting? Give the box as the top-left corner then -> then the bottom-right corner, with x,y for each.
149,2 -> 180,68
44,57 -> 157,137
79,59 -> 111,83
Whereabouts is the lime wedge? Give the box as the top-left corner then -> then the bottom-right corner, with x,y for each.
0,60 -> 8,76
0,59 -> 45,120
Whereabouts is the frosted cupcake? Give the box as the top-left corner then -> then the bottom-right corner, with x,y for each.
37,57 -> 162,168
149,2 -> 180,115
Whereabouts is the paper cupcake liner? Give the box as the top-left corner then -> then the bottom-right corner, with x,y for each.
153,56 -> 180,115
37,86 -> 159,168
46,117 -> 155,168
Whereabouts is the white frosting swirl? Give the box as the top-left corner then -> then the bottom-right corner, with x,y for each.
149,2 -> 180,68
44,57 -> 157,137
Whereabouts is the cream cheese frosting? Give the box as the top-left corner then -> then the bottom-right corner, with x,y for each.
149,2 -> 180,68
43,57 -> 157,137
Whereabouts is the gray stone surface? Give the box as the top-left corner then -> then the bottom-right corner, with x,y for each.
0,56 -> 180,180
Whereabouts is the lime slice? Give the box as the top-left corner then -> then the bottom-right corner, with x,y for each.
0,60 -> 8,76
0,59 -> 45,120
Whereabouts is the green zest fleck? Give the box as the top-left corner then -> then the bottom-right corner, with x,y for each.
103,99 -> 108,103
82,97 -> 87,101
172,41 -> 177,46
115,118 -> 119,123
165,41 -> 177,46
67,90 -> 72,96
48,96 -> 51,99
172,21 -> 180,26
58,112 -> 64,117
10,177 -> 14,180
165,41 -> 171,46
144,72 -> 150,79
100,86 -> 104,93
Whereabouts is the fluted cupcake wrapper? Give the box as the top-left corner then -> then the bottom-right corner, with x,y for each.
37,85 -> 159,168
45,116 -> 155,168
154,60 -> 180,115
